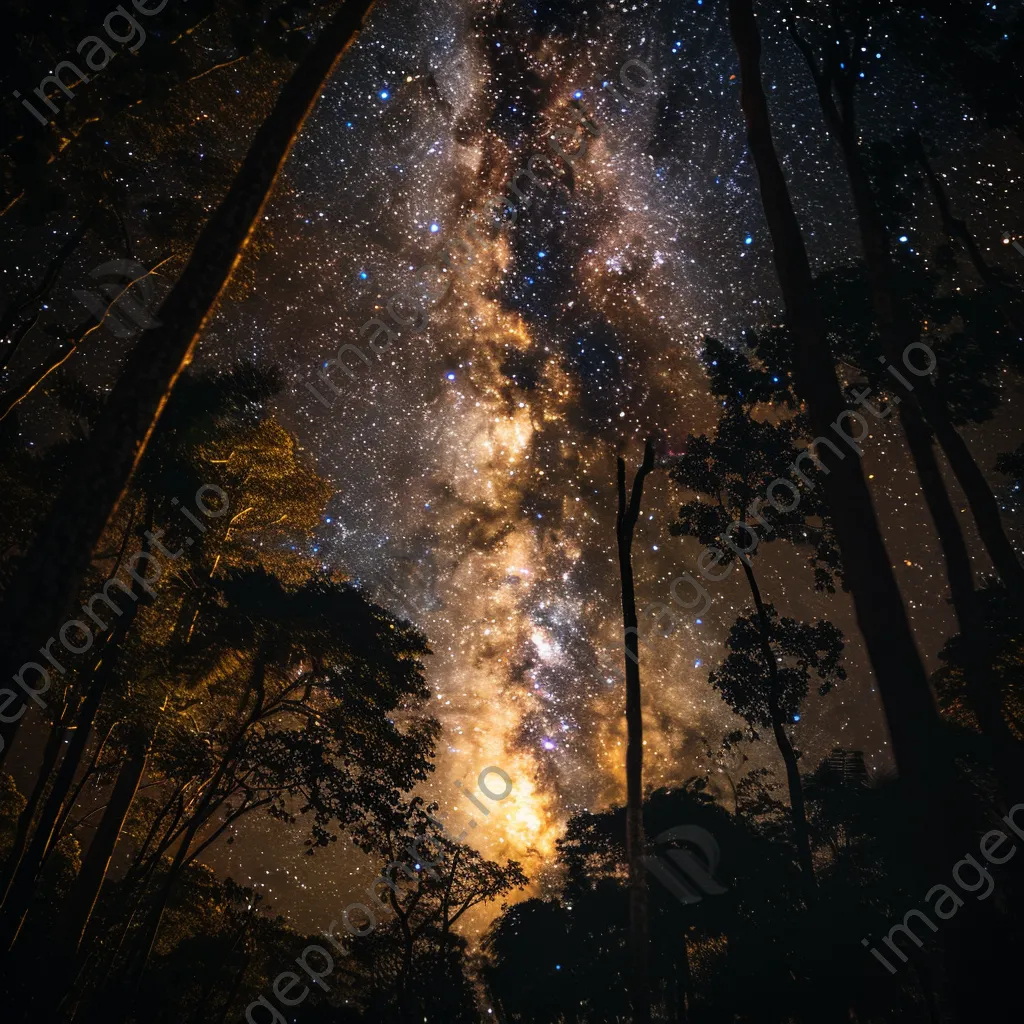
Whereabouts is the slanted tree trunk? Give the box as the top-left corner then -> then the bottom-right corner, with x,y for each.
0,708 -> 69,905
0,0 -> 379,719
925,409 -> 1024,602
616,438 -> 655,1024
900,409 -> 1024,803
123,653 -> 267,992
42,738 -> 153,1021
738,558 -> 816,899
0,523 -> 151,953
791,24 -> 1024,783
60,739 -> 150,958
727,0 -> 942,792
44,721 -> 117,871
0,639 -> 114,951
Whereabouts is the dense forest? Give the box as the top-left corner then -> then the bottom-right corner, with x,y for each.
1,0 -> 1023,1021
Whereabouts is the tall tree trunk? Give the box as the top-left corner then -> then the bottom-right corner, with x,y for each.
41,741 -> 152,1022
0,645 -> 110,950
0,0 -> 378,716
791,35 -> 1024,781
791,36 -> 1024,604
926,409 -> 1024,602
738,558 -> 816,899
727,0 -> 942,792
776,18 -> 1012,1023
616,438 -> 655,1024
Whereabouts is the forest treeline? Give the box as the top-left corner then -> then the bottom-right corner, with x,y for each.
1,0 -> 1024,1022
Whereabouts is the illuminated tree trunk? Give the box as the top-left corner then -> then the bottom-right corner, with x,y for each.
616,438 -> 655,1024
0,0 -> 379,723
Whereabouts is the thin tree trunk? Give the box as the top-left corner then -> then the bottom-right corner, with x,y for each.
728,0 -> 942,791
0,627 -> 130,952
844,117 -> 1024,606
0,708 -> 69,905
0,0 -> 379,722
926,409 -> 1024,602
124,654 -> 266,989
42,742 -> 153,1021
616,438 -> 655,1024
61,741 -> 150,957
738,558 -> 816,898
0,522 -> 150,953
900,407 -> 1024,802
0,213 -> 93,372
674,935 -> 692,1023
44,721 -> 117,869
0,646 -> 110,950
909,131 -> 1019,318
115,780 -> 190,907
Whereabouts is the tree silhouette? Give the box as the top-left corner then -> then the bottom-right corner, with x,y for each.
709,606 -> 846,897
727,0 -> 947,815
784,0 -> 1024,605
336,801 -> 526,1022
0,0 -> 380,749
615,437 -> 655,1024
810,259 -> 1024,799
668,359 -> 847,897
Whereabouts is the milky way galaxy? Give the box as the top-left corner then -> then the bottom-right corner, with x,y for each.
196,0 -> 1024,927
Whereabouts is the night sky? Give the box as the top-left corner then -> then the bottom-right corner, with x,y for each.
6,0 -> 1024,934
